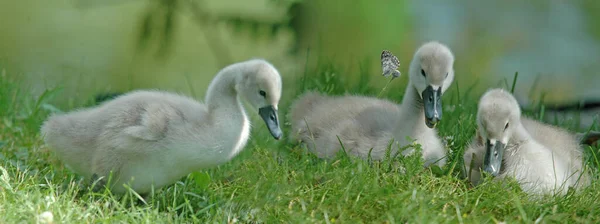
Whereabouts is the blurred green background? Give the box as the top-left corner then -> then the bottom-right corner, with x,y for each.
1,0 -> 599,107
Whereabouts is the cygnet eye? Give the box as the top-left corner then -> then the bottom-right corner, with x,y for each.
259,90 -> 266,98
445,72 -> 449,78
421,69 -> 426,77
504,122 -> 509,131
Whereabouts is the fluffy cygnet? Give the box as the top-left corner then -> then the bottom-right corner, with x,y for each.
289,41 -> 455,167
41,59 -> 283,194
464,89 -> 590,195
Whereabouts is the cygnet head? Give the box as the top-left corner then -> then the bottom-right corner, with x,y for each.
476,88 -> 521,176
234,59 -> 283,140
408,41 -> 455,128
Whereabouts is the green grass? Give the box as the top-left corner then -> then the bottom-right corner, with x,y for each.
1,62 -> 600,224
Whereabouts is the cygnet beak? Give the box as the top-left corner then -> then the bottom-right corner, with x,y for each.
422,85 -> 442,128
483,139 -> 505,177
259,105 -> 282,140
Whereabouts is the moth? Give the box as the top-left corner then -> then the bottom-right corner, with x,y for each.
381,50 -> 401,78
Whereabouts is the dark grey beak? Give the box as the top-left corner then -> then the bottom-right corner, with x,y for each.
259,105 -> 282,140
483,139 -> 505,176
422,85 -> 442,128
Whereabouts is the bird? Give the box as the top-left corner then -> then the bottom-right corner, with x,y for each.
463,88 -> 590,195
288,41 -> 455,167
41,59 -> 283,195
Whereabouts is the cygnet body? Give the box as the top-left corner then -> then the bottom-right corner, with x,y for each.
464,89 -> 590,195
289,41 -> 455,167
41,59 -> 283,194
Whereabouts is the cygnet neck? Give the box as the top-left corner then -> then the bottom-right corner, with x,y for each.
204,63 -> 246,112
399,80 -> 428,130
510,121 -> 532,145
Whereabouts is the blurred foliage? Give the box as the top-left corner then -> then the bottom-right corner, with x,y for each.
290,0 -> 412,69
580,1 -> 600,41
131,0 -> 415,98
135,0 -> 297,66
128,0 -> 412,72
2,0 -> 600,106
